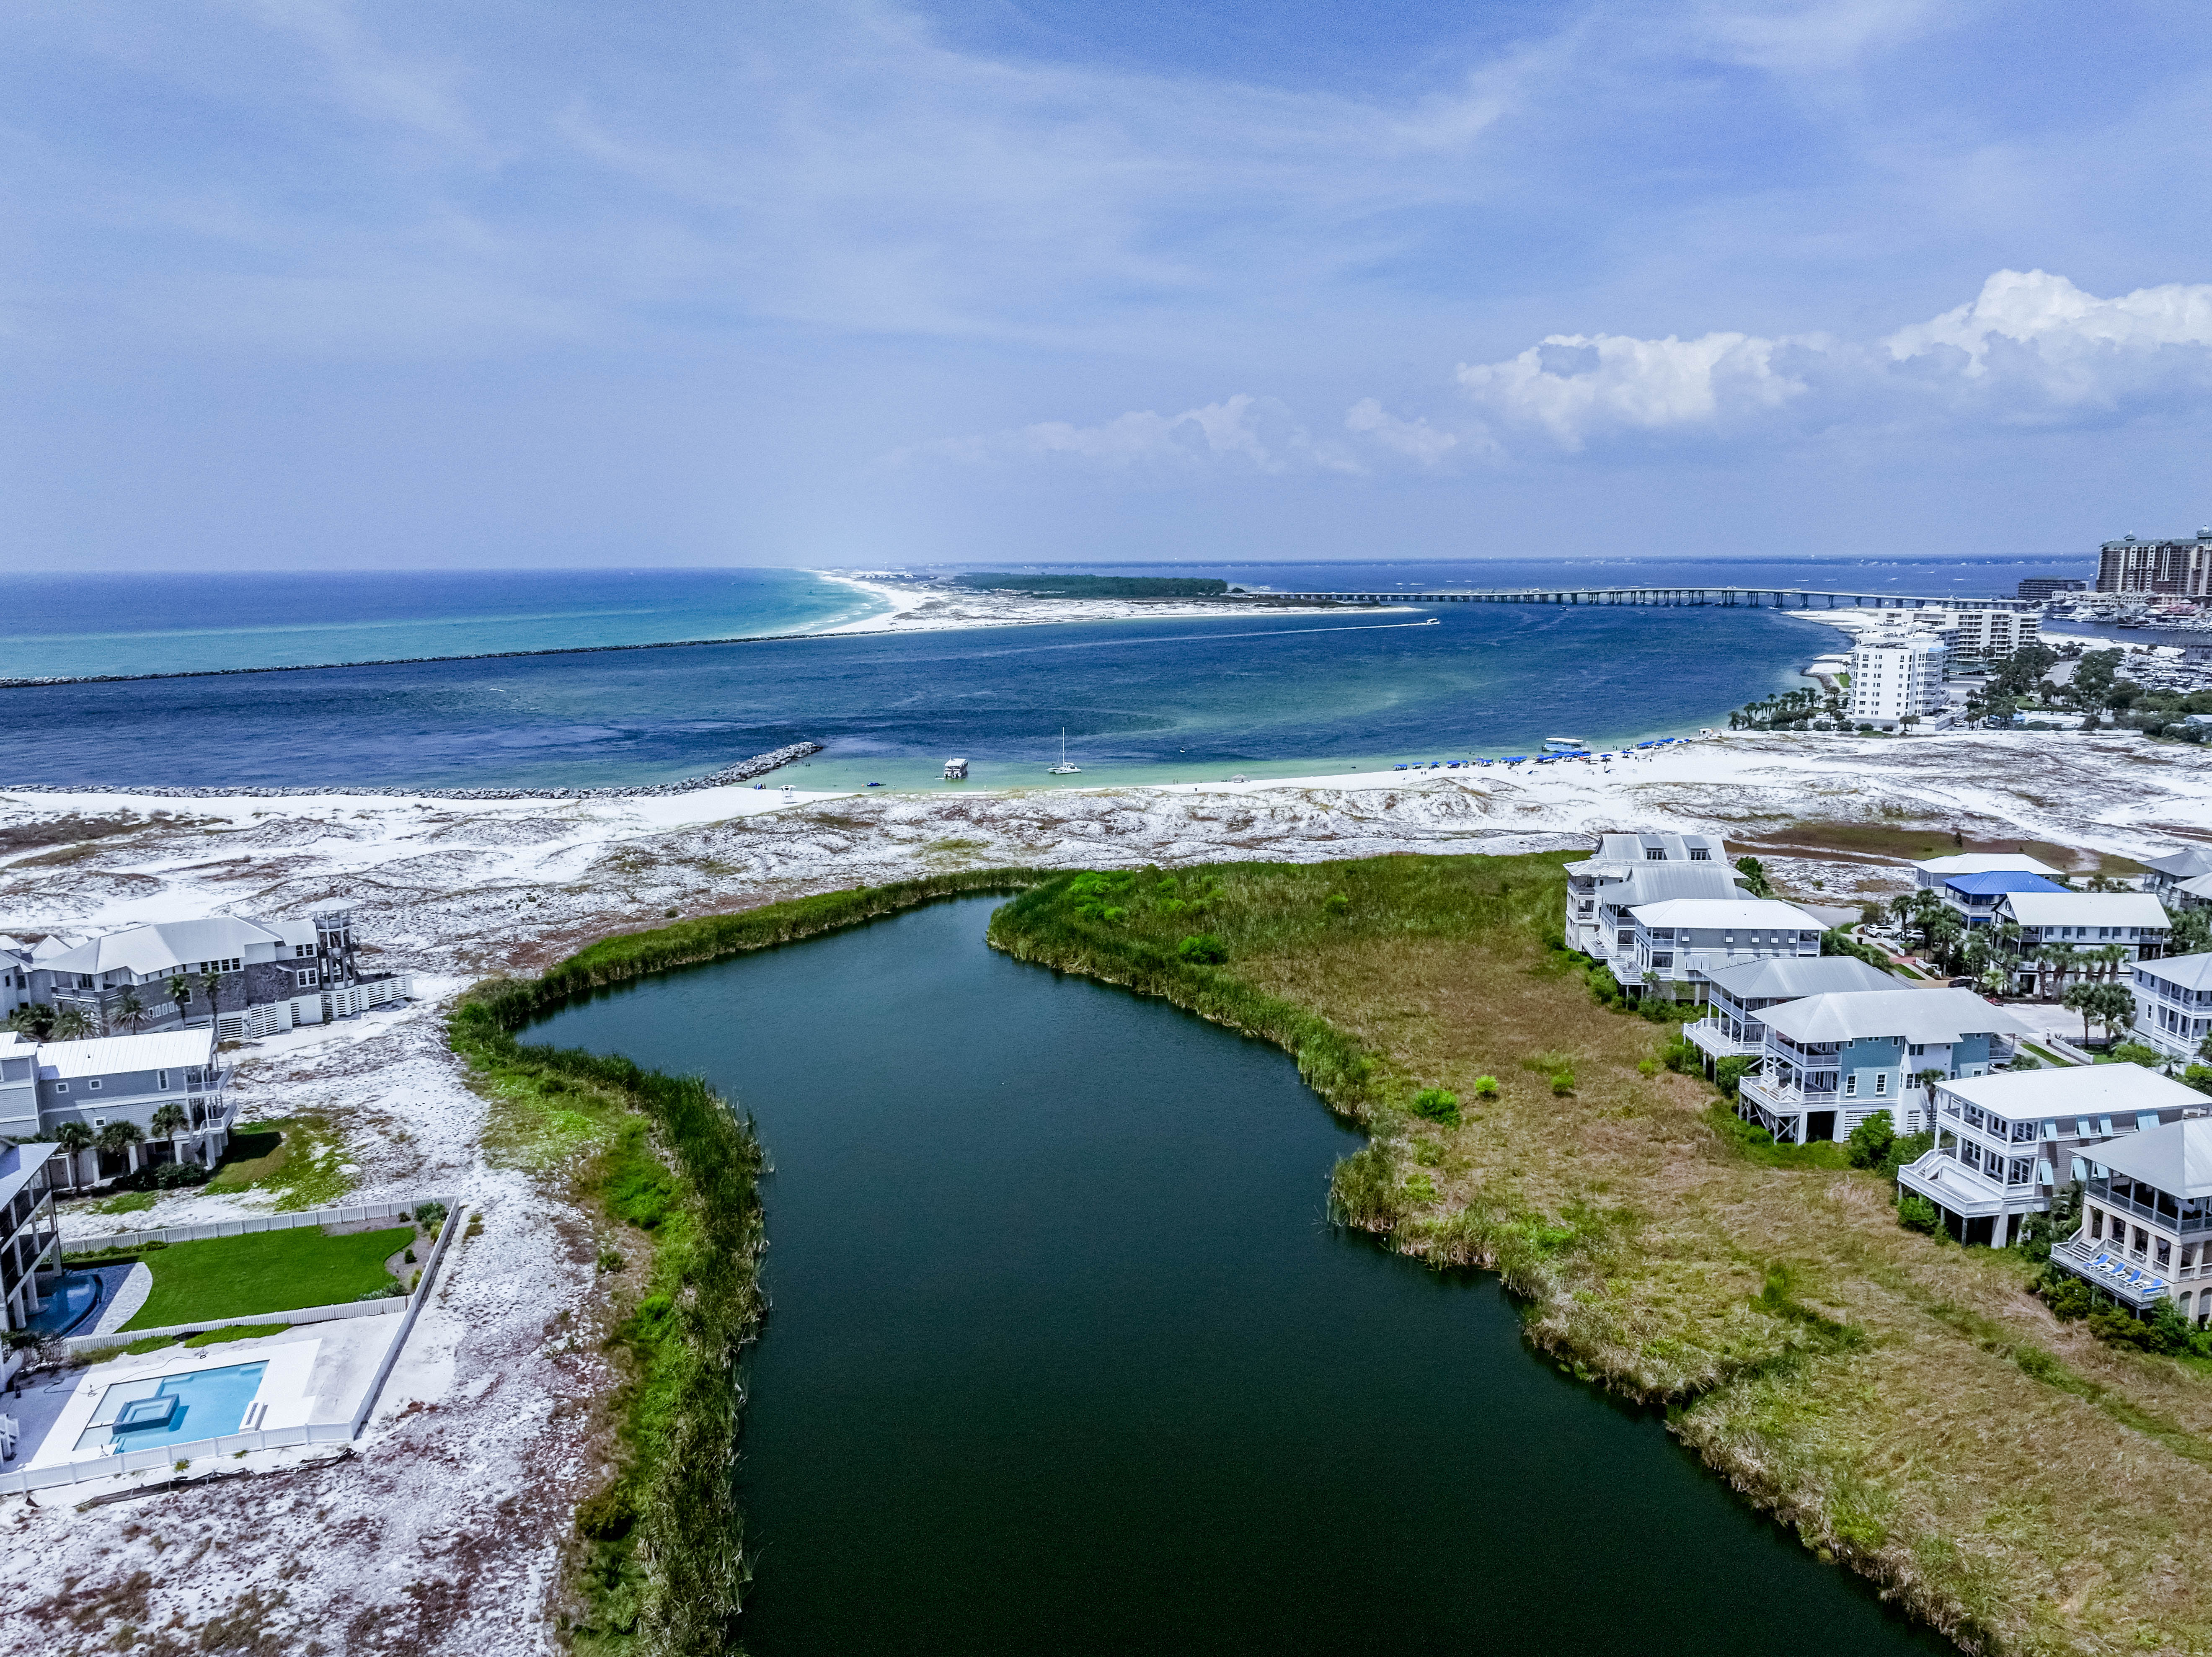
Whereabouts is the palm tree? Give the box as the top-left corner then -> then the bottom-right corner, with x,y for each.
115,989 -> 147,1033
2096,943 -> 2130,986
149,1102 -> 188,1141
2063,981 -> 2100,1046
51,1007 -> 94,1041
167,973 -> 192,1027
196,968 -> 225,1026
96,1119 -> 144,1177
52,1120 -> 95,1189
5,1004 -> 54,1040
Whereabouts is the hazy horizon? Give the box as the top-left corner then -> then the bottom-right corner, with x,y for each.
7,2 -> 2211,573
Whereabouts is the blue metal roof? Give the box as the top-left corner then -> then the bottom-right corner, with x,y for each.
1942,871 -> 2068,896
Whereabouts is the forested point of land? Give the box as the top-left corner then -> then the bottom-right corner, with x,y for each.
954,573 -> 1231,598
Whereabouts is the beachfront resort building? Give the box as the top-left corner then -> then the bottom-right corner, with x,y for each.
1618,898 -> 1827,1002
0,1141 -> 64,1340
1683,954 -> 1898,1067
26,903 -> 413,1040
1928,607 -> 2041,663
2132,952 -> 2212,1063
1992,892 -> 2172,992
2047,1112 -> 2212,1320
1847,629 -> 1951,730
1562,832 -> 1738,966
1738,987 -> 2011,1145
2097,530 -> 2212,599
1900,1064 -> 2206,1251
0,1025 -> 231,1182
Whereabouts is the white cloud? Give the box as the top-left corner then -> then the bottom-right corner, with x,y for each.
1885,268 -> 2212,381
1343,398 -> 1474,464
891,393 -> 1363,475
1453,330 -> 1809,448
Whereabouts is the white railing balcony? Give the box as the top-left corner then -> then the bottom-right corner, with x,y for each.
2052,1235 -> 2170,1305
1739,1072 -> 1835,1113
1685,1020 -> 1759,1059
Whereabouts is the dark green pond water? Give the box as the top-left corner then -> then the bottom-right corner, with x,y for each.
531,898 -> 1949,1655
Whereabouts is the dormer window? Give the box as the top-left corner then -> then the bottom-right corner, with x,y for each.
1689,848 -> 1710,861
1645,848 -> 1665,861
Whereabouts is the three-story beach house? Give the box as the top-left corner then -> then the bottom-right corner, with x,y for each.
2046,1109 -> 2212,1323
1898,1064 -> 2203,1248
1993,891 -> 2171,993
2132,951 -> 2212,1063
1562,832 -> 1740,976
0,1141 -> 64,1340
28,902 -> 413,1040
1619,897 -> 1827,1003
1683,955 -> 1899,1071
1738,987 -> 2011,1145
1936,870 -> 2067,929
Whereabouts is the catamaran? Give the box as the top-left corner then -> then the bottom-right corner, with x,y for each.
1048,729 -> 1081,774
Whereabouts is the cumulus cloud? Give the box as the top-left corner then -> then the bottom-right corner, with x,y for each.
891,393 -> 1363,475
1452,330 -> 1810,448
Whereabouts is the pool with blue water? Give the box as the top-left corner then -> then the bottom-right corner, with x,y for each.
75,1361 -> 268,1454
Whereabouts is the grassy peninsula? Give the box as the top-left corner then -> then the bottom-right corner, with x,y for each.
447,870 -> 1039,1655
987,855 -> 2212,1657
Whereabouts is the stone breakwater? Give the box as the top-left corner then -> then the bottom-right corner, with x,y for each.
0,742 -> 824,802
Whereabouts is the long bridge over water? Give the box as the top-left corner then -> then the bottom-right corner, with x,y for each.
1282,586 -> 2029,612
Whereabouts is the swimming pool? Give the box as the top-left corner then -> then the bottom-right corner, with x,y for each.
74,1361 -> 269,1455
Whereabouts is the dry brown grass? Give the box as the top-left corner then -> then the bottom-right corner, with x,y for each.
1003,854 -> 2212,1657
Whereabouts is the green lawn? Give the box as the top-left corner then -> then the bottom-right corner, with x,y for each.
121,1226 -> 413,1330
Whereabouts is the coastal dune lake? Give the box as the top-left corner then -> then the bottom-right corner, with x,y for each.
533,898 -> 1951,1654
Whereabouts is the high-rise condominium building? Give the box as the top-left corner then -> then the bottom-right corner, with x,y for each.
2097,531 -> 2212,597
1848,630 -> 1950,730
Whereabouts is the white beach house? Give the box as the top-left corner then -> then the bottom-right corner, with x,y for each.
1620,897 -> 1826,1002
1684,954 -> 1899,1066
2143,844 -> 2212,907
1738,986 -> 2010,1145
1994,890 -> 2172,992
1898,1064 -> 2204,1248
2047,1111 -> 2212,1321
2132,951 -> 2212,1063
1561,832 -> 1739,972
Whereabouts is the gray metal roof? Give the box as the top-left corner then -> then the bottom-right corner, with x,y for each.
1595,865 -> 1744,908
2098,1115 -> 2212,1200
2137,951 -> 2212,994
1939,1062 -> 2203,1122
1706,955 -> 1897,999
1762,987 -> 2003,1045
2144,846 -> 2212,881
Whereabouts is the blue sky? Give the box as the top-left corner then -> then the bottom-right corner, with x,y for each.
5,0 -> 2212,570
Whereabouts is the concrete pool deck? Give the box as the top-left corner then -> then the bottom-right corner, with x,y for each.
16,1316 -> 403,1474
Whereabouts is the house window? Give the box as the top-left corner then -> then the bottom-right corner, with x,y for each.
1651,954 -> 1673,969
2010,1158 -> 2033,1185
2091,1209 -> 2105,1240
2158,1239 -> 2172,1269
1689,848 -> 1710,861
296,970 -> 318,989
1845,1074 -> 1858,1097
86,1079 -> 101,1091
1875,1072 -> 1888,1095
157,1070 -> 169,1089
54,1081 -> 68,1094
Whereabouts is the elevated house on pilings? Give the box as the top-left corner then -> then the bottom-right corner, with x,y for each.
1738,987 -> 2011,1145
1684,954 -> 1899,1069
1899,1064 -> 2204,1249
2049,1111 -> 2212,1325
1561,832 -> 1740,976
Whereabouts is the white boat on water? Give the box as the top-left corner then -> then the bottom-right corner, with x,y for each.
1543,736 -> 1587,753
1048,728 -> 1081,775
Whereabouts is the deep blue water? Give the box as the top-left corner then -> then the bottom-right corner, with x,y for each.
0,556 -> 2093,792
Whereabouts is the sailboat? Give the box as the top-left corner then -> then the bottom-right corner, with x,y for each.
1048,728 -> 1082,775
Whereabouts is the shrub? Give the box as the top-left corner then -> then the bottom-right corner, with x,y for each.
1878,1130 -> 1933,1178
2186,1063 -> 2212,1097
597,1247 -> 625,1273
1660,1037 -> 1698,1074
2008,1053 -> 2042,1071
2040,1270 -> 2092,1321
1472,1075 -> 1499,1099
1896,1194 -> 1942,1236
413,1200 -> 448,1228
1322,893 -> 1349,916
2109,1041 -> 2163,1068
576,1483 -> 639,1542
1845,1110 -> 1896,1171
1328,1140 -> 1403,1229
1549,1069 -> 1575,1097
153,1161 -> 208,1190
1411,1088 -> 1460,1127
1713,1056 -> 1758,1100
1176,933 -> 1228,965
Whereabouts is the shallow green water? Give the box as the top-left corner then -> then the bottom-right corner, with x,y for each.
533,898 -> 1950,1655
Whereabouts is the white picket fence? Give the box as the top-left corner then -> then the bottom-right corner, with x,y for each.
216,973 -> 416,1040
0,1198 -> 472,1495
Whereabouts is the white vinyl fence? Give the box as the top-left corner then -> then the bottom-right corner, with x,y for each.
0,1199 -> 472,1495
72,1194 -> 455,1254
